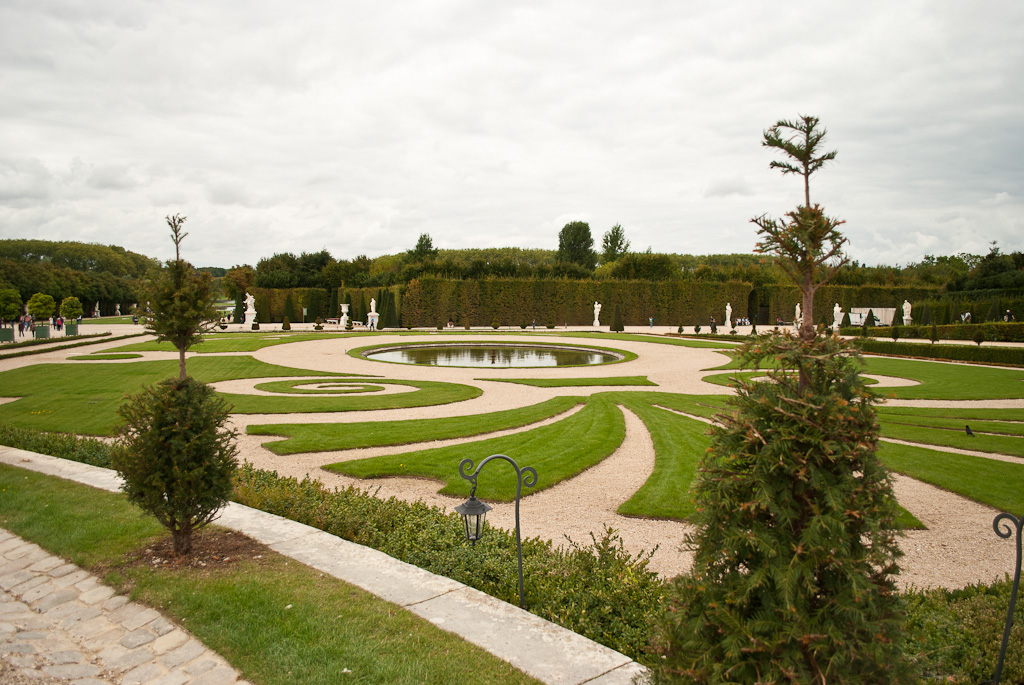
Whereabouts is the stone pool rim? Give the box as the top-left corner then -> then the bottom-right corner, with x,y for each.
350,340 -> 636,368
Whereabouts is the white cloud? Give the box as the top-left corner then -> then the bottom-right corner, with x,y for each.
0,1 -> 1022,267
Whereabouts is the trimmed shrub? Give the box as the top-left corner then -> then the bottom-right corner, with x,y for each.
232,464 -> 664,660
611,303 -> 624,332
112,377 -> 239,555
281,317 -> 291,331
649,334 -> 910,683
853,339 -> 1023,366
973,329 -> 986,346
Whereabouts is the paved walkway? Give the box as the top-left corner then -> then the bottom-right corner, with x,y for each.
0,528 -> 246,685
0,447 -> 645,684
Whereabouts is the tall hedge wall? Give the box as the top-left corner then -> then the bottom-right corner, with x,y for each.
758,284 -> 941,325
398,278 -> 752,328
249,287 -> 331,323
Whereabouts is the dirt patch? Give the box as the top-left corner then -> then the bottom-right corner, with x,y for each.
116,528 -> 272,574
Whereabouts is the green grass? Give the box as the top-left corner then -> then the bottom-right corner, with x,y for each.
327,396 -> 626,500
251,396 -> 583,455
878,441 -> 1024,514
80,316 -> 136,324
879,423 -> 1023,457
484,376 -> 657,387
221,379 -> 481,414
68,353 -> 143,360
0,464 -> 538,684
108,331 -> 365,353
0,356 -> 477,434
616,402 -> 711,519
863,357 -> 1024,400
253,379 -> 387,394
555,331 -> 738,349
702,354 -> 1024,400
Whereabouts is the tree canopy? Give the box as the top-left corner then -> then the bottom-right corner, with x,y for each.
556,221 -> 596,270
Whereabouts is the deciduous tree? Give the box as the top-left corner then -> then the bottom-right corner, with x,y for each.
556,221 -> 596,270
601,224 -> 630,263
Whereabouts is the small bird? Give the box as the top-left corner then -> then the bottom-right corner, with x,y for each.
966,425 -> 975,437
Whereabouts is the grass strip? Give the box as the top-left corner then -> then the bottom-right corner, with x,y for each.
68,353 -> 143,360
253,379 -> 386,394
0,333 -> 146,360
862,357 -> 1024,400
879,422 -> 1023,457
327,396 -> 625,500
108,331 -> 364,354
250,396 -> 583,455
879,414 -> 1024,437
878,441 -> 1024,514
616,402 -> 710,519
484,376 -> 656,387
221,379 -> 481,414
0,464 -> 539,684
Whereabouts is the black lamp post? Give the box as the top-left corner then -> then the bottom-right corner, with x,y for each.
455,454 -> 537,609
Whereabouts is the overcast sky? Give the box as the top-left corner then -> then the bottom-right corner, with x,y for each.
1,1 -> 1021,268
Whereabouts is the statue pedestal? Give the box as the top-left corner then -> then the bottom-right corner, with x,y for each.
367,313 -> 380,330
903,317 -> 912,327
592,318 -> 600,327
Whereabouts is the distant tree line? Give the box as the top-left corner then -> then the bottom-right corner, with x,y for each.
0,239 -> 158,315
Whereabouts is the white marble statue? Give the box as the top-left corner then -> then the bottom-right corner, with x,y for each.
833,303 -> 843,331
902,299 -> 912,326
593,301 -> 602,327
243,291 -> 257,325
115,304 -> 121,316
93,302 -> 100,317
795,302 -> 802,326
366,299 -> 379,330
725,302 -> 732,329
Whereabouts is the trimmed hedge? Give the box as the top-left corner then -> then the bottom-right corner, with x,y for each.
852,339 -> 1024,366
399,277 -> 750,328
843,322 -> 1024,343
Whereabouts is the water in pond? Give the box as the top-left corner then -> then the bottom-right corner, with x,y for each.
364,344 -> 618,368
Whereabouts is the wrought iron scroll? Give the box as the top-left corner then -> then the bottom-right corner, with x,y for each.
984,512 -> 1023,685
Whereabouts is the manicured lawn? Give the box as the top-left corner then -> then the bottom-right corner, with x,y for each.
484,376 -> 657,387
0,356 -> 477,433
616,402 -> 710,519
252,378 -> 382,394
251,396 -> 583,455
863,357 -> 1024,400
0,464 -> 538,685
221,379 -> 481,414
109,331 -> 363,353
878,442 -> 1024,514
702,355 -> 1024,400
879,421 -> 1024,457
327,396 -> 626,500
68,353 -> 143,360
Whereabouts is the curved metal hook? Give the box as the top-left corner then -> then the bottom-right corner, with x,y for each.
993,512 -> 1020,539
458,457 -> 478,482
521,466 -> 538,489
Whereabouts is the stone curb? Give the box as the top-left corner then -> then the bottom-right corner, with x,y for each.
0,446 -> 647,684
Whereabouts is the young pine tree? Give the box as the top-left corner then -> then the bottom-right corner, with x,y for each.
650,115 -> 910,684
